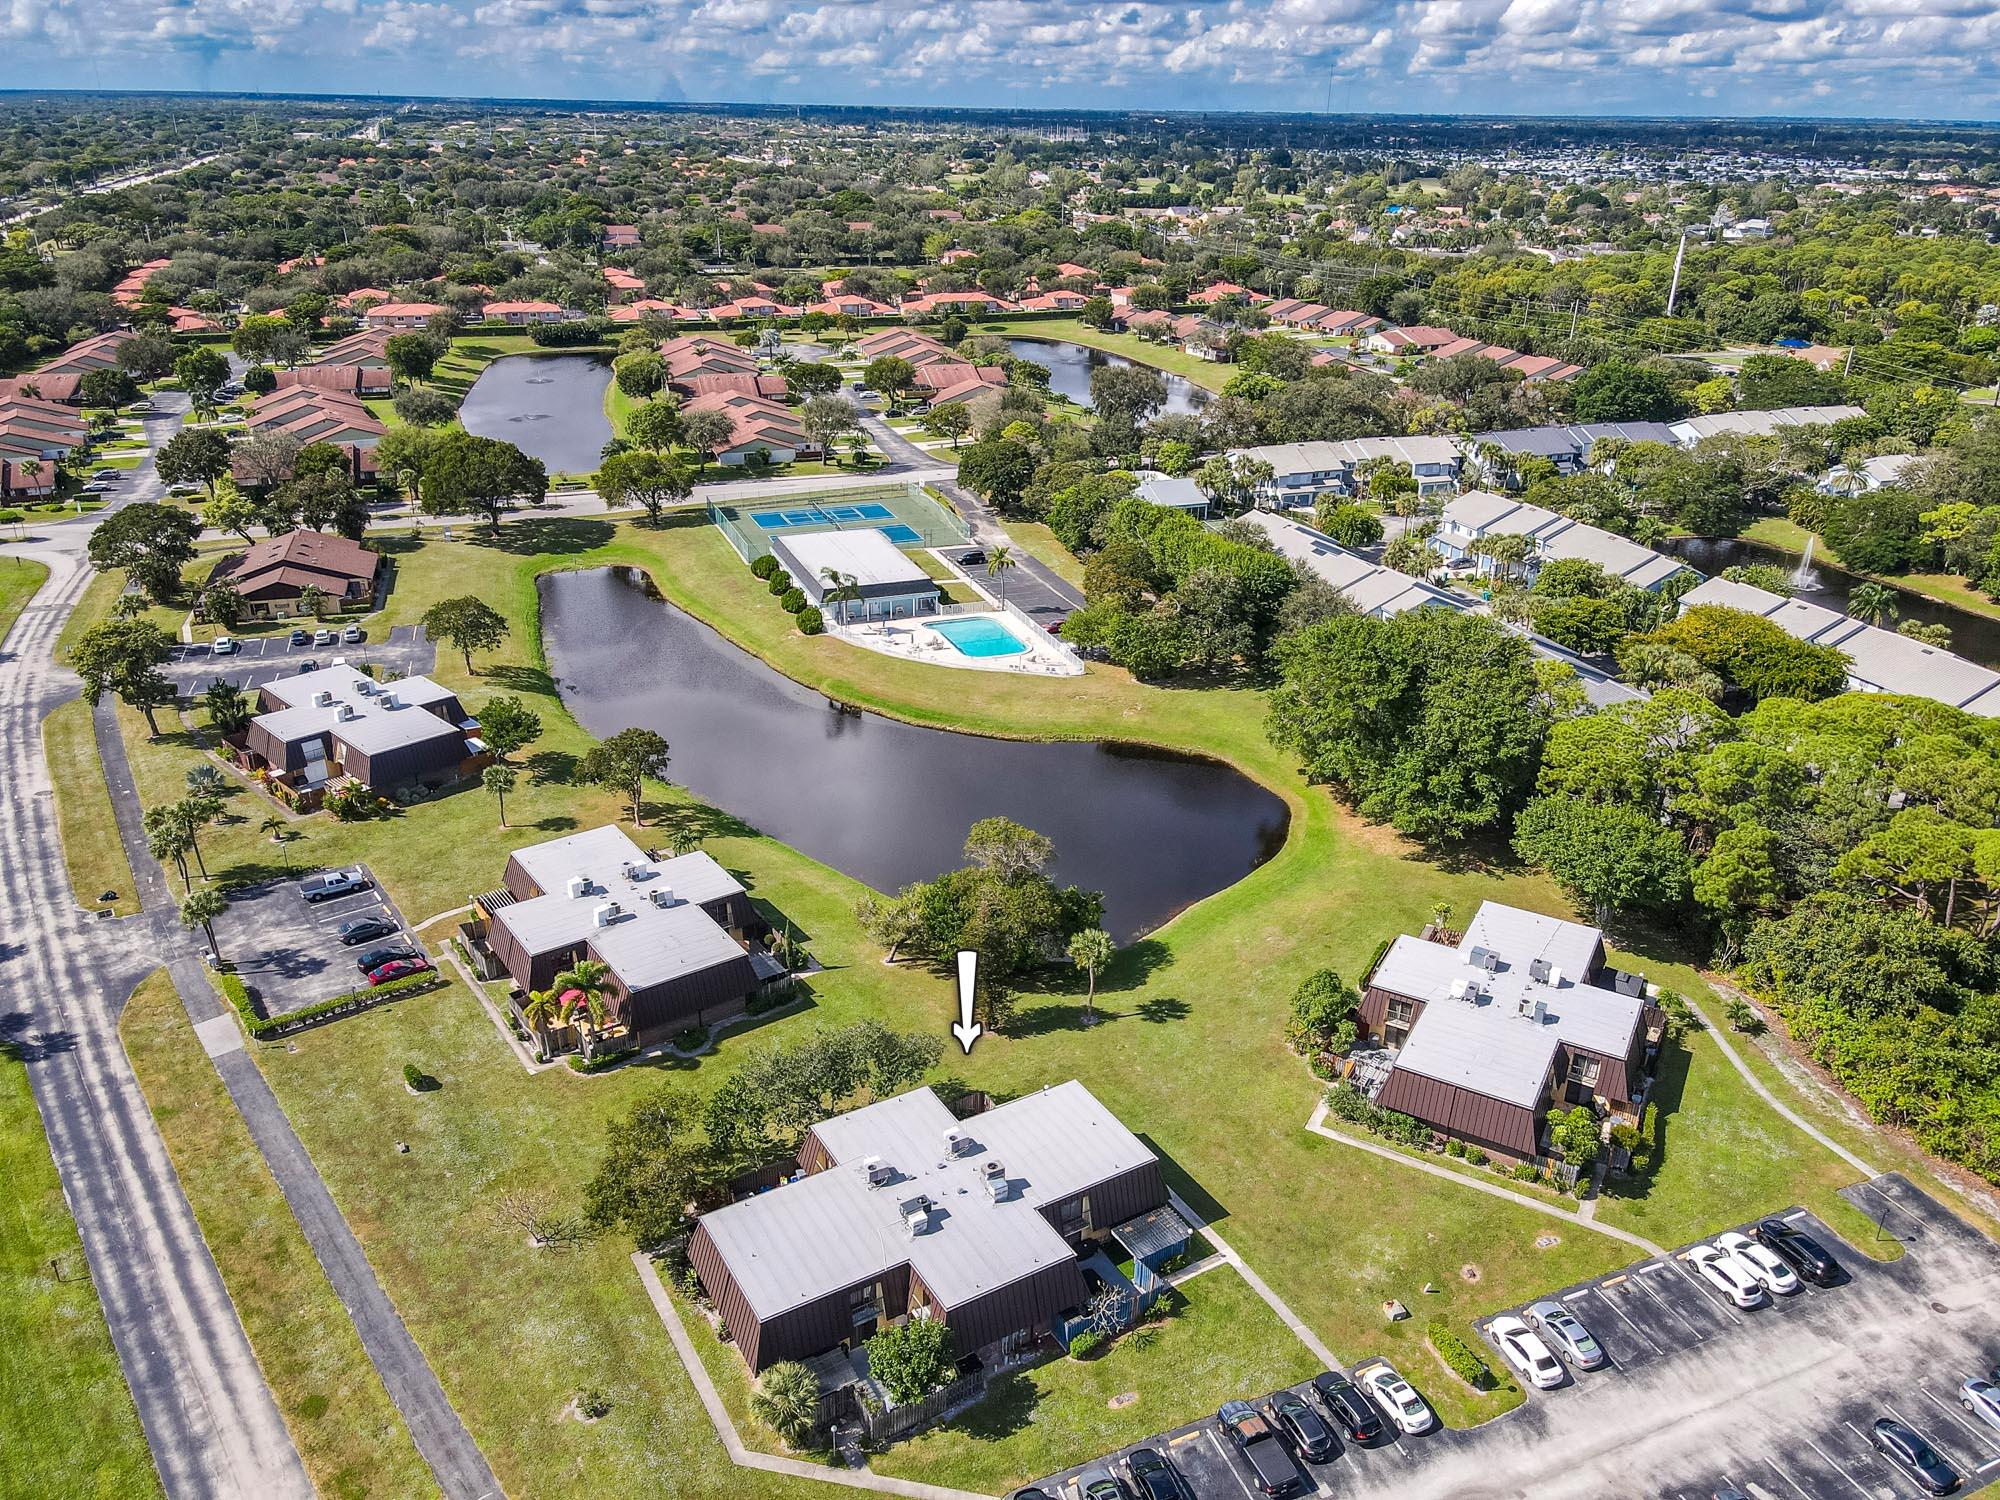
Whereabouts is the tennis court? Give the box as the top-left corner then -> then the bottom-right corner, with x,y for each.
709,482 -> 973,562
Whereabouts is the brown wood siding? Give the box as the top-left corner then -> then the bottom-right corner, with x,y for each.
690,1220 -> 918,1373
485,918 -> 585,994
331,726 -> 466,791
940,1257 -> 1088,1354
502,853 -> 540,901
798,1130 -> 834,1175
1360,985 -> 1426,1040
1376,1068 -> 1541,1158
689,1220 -> 767,1371
618,952 -> 760,1045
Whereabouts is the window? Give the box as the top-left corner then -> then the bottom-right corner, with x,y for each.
1567,1054 -> 1602,1089
1387,999 -> 1416,1026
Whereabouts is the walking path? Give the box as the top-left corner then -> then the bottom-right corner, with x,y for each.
1305,1101 -> 1670,1259
1165,1189 -> 1343,1369
634,1253 -> 998,1500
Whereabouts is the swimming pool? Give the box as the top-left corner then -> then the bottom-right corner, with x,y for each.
930,616 -> 1030,658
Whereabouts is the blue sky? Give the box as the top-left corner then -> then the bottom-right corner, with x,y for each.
5,0 -> 2000,122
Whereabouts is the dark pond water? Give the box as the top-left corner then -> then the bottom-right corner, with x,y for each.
1005,338 -> 1205,417
458,353 -> 612,475
1662,536 -> 2000,668
540,567 -> 1289,940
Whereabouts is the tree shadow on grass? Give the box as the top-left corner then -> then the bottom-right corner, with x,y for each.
476,663 -> 562,699
1135,995 -> 1190,1024
1099,937 -> 1173,993
945,1370 -> 1040,1444
1138,1132 -> 1227,1227
469,516 -> 615,557
522,749 -> 577,786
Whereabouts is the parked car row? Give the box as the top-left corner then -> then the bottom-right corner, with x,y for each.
289,625 -> 365,646
299,870 -> 429,984
1688,1219 -> 1841,1309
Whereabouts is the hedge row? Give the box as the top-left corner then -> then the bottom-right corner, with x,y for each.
1426,1320 -> 1494,1390
225,968 -> 447,1041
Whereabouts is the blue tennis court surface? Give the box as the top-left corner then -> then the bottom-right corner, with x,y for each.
751,502 -> 896,530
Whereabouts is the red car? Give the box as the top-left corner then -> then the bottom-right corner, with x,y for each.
366,956 -> 431,986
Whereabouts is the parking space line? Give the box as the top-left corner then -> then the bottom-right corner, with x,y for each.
1803,1433 -> 1877,1498
1572,1285 -> 1660,1357
1916,1384 -> 1998,1454
1846,1419 -> 1929,1498
1884,1400 -> 1979,1473
1761,1461 -> 1815,1499
1625,1267 -> 1709,1342
1669,1260 -> 1746,1326
1205,1430 -> 1258,1500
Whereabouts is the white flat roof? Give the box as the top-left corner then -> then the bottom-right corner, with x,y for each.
769,528 -> 933,590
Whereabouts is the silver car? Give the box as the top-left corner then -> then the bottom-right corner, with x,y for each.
1963,1377 -> 2000,1432
1524,1300 -> 1607,1371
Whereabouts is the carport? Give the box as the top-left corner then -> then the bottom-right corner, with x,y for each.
1110,1205 -> 1196,1307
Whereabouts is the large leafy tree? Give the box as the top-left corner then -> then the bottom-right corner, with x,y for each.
71,619 -> 177,736
1268,610 -> 1548,841
156,427 -> 233,497
1511,797 -> 1691,927
596,449 -> 691,525
578,726 -> 671,824
1627,605 -> 1849,704
581,1085 -> 722,1251
86,502 -> 200,603
419,430 -> 548,527
420,595 -> 510,673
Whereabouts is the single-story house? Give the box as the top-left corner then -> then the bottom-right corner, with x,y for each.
241,664 -> 486,804
911,362 -> 1007,407
1365,325 -> 1458,355
682,390 -> 810,465
770,529 -> 941,621
206,530 -> 381,619
1668,406 -> 1866,446
689,1081 -> 1169,1371
482,301 -> 572,326
1134,471 -> 1211,517
1358,901 -> 1660,1161
246,387 -> 386,449
38,331 -> 134,378
1817,453 -> 1920,495
476,824 -> 771,1053
362,302 -> 444,331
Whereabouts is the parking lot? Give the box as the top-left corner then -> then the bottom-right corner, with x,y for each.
226,866 -> 421,1017
165,624 -> 433,694
1025,1175 -> 2000,1500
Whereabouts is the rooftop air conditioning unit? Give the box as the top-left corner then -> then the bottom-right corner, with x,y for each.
592,901 -> 621,927
1529,999 -> 1548,1024
1547,965 -> 1563,988
566,874 -> 590,900
1529,958 -> 1552,983
942,1127 -> 964,1156
648,886 -> 677,909
864,1157 -> 894,1189
981,1161 -> 1008,1201
901,1197 -> 931,1236
354,678 -> 374,695
335,702 -> 357,721
381,690 -> 400,708
313,690 -> 334,707
621,860 -> 643,881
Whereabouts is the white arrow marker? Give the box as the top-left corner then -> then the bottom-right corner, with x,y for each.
951,948 -> 983,1055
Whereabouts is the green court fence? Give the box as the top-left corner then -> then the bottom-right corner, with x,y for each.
707,482 -> 974,563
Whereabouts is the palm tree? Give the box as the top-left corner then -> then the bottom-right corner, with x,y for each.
260,814 -> 287,844
20,458 -> 43,496
298,583 -> 328,620
1066,927 -> 1114,1025
552,958 -> 613,1035
180,887 -> 228,962
819,568 -> 862,626
985,545 -> 1017,607
520,988 -> 557,1051
1848,583 -> 1899,628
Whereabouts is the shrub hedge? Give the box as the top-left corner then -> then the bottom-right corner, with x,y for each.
1426,1319 -> 1493,1390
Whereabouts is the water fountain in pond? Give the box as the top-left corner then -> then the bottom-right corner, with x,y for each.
1791,535 -> 1822,591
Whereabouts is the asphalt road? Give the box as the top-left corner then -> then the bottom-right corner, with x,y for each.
1030,1177 -> 2000,1500
862,416 -> 1083,625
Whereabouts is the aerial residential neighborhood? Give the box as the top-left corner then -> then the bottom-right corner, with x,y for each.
3,59 -> 2000,1500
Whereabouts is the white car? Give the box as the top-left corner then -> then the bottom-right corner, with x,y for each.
1962,1377 -> 2000,1432
1715,1230 -> 1799,1296
210,636 -> 237,655
1488,1315 -> 1565,1390
1687,1244 -> 1766,1309
1360,1364 -> 1435,1435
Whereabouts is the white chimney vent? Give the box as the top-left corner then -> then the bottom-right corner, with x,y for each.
566,874 -> 590,900
1547,965 -> 1563,988
1448,977 -> 1469,1001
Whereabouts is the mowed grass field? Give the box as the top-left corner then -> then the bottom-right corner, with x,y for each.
0,1041 -> 163,1500
120,971 -> 438,1500
62,510 -> 1934,1498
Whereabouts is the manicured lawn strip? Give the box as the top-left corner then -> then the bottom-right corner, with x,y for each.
1730,518 -> 2000,631
1893,571 -> 2000,624
42,699 -> 142,916
1004,521 -> 1087,590
1589,959 -> 1875,1253
907,547 -> 980,604
0,1039 -> 163,1500
1736,516 -> 1835,564
87,513 -> 1937,1492
985,318 -> 1233,393
119,971 -> 439,1500
0,555 -> 48,644
873,1269 -> 1322,1494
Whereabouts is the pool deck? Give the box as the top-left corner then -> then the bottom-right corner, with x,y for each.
831,606 -> 1082,678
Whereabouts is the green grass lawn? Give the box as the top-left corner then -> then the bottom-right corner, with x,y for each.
1005,521 -> 1087,590
990,320 -> 1233,393
909,547 -> 980,604
874,1270 -> 1321,1494
120,971 -> 438,1500
1731,519 -> 2000,627
43,699 -> 141,917
0,1039 -> 163,1500
76,512 -> 1905,1492
0,555 -> 48,642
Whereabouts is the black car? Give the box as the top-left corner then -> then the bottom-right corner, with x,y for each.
1269,1389 -> 1338,1463
1870,1417 -> 1960,1495
1219,1401 -> 1304,1498
290,627 -> 310,645
337,914 -> 398,946
1126,1447 -> 1191,1500
1311,1371 -> 1383,1444
1009,1491 -> 1054,1500
353,944 -> 417,974
958,549 -> 987,566
1752,1218 -> 1843,1286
